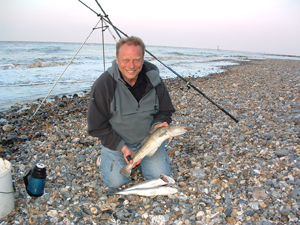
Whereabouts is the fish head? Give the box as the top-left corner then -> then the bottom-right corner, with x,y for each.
166,125 -> 191,137
161,174 -> 175,186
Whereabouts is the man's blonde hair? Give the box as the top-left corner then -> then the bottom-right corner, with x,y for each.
116,36 -> 145,56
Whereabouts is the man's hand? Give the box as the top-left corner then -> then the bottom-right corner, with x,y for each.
154,121 -> 169,129
121,145 -> 142,168
121,145 -> 133,163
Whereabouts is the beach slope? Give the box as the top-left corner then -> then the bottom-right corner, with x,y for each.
0,59 -> 299,224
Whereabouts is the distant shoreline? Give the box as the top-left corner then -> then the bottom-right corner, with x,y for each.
1,41 -> 299,57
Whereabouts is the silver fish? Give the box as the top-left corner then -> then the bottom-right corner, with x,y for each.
109,186 -> 178,196
120,125 -> 190,178
123,174 -> 175,191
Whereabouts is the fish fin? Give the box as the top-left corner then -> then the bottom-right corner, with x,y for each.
149,126 -> 160,134
165,137 -> 172,148
141,127 -> 158,145
119,163 -> 133,178
158,130 -> 168,137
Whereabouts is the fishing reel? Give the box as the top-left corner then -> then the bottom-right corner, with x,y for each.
180,81 -> 191,90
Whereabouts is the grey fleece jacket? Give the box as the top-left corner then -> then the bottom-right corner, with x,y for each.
87,60 -> 175,151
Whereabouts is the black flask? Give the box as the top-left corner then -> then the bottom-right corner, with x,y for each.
24,163 -> 46,197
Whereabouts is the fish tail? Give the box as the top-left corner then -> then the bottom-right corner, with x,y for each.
119,164 -> 133,178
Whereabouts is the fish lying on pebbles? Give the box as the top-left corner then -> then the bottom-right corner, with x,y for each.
123,174 -> 175,191
107,174 -> 176,196
108,186 -> 178,196
0,59 -> 299,224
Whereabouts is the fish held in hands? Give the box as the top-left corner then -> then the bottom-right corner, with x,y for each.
120,125 -> 190,178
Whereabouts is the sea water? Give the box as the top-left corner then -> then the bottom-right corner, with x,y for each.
0,41 -> 299,112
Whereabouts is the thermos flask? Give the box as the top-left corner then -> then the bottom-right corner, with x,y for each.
24,163 -> 46,197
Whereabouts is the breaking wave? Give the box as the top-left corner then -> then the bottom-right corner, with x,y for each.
0,61 -> 72,70
170,51 -> 184,56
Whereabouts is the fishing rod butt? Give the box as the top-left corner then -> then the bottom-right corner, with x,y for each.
232,117 -> 239,123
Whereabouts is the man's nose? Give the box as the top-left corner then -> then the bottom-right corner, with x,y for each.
128,60 -> 135,68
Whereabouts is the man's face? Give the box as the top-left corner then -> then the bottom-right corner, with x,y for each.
116,43 -> 144,86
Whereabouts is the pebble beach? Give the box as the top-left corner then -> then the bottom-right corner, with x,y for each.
0,58 -> 299,224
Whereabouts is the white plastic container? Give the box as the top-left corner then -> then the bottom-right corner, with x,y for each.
0,158 -> 14,219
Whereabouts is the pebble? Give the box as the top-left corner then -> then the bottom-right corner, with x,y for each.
2,124 -> 13,132
291,188 -> 300,200
0,59 -> 299,224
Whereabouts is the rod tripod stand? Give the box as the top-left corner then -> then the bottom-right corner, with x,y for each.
34,0 -> 239,123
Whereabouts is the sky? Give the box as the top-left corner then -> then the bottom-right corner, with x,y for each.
1,0 -> 299,56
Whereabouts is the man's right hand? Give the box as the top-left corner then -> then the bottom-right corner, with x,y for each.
121,144 -> 142,168
121,145 -> 133,164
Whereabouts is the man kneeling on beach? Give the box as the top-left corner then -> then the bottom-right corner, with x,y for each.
87,36 -> 175,187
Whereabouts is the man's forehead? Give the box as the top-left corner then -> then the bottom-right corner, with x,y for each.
119,56 -> 142,59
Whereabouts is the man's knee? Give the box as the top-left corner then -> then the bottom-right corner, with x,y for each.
102,176 -> 129,188
100,165 -> 131,188
142,162 -> 171,180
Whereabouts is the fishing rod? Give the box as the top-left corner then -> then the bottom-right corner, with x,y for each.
94,0 -> 122,38
78,0 -> 121,39
79,0 -> 239,123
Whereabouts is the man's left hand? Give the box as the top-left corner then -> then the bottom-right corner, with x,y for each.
154,122 -> 168,129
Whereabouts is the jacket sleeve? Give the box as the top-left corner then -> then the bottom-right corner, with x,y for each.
87,73 -> 125,151
152,78 -> 175,127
